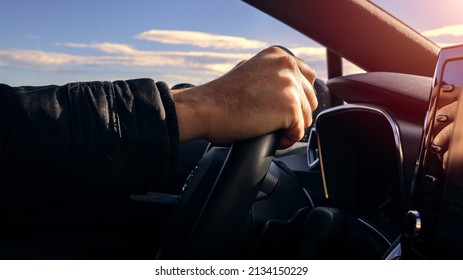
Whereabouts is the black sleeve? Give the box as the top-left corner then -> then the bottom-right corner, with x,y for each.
0,79 -> 179,211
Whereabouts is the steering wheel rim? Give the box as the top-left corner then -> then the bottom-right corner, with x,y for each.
160,132 -> 281,259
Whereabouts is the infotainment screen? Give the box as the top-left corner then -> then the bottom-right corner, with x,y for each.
405,45 -> 463,259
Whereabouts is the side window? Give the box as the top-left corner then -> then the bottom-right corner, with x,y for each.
290,43 -> 328,82
343,58 -> 366,76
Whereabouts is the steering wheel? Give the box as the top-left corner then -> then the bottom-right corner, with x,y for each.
160,131 -> 281,259
159,46 -> 295,259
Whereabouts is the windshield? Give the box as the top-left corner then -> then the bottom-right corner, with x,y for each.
0,0 -> 459,87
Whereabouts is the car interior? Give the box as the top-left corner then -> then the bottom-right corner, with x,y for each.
4,0 -> 463,260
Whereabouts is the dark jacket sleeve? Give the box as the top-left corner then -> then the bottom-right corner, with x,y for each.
0,79 -> 179,211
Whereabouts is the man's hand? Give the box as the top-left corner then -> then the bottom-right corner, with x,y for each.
173,46 -> 318,149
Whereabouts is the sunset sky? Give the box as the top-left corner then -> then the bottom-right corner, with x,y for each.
1,0 -> 463,86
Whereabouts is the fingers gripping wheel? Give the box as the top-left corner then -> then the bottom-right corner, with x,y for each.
161,132 -> 281,259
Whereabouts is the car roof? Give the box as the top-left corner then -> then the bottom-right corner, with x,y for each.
243,0 -> 440,77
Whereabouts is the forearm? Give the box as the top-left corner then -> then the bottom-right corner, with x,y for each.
0,79 -> 179,210
171,85 -> 213,144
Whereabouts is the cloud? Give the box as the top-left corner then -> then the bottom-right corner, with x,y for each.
0,45 -> 252,76
422,24 -> 463,37
62,42 -> 253,70
63,42 -> 139,55
0,48 -> 189,70
161,73 -> 214,85
63,42 -> 253,58
0,49 -> 83,67
135,29 -> 268,50
292,47 -> 326,61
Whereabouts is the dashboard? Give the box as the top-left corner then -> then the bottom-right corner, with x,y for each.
279,45 -> 463,260
160,45 -> 463,260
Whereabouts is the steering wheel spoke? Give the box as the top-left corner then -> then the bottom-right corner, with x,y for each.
160,132 -> 281,259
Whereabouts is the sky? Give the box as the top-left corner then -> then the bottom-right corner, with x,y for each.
1,0 -> 463,86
